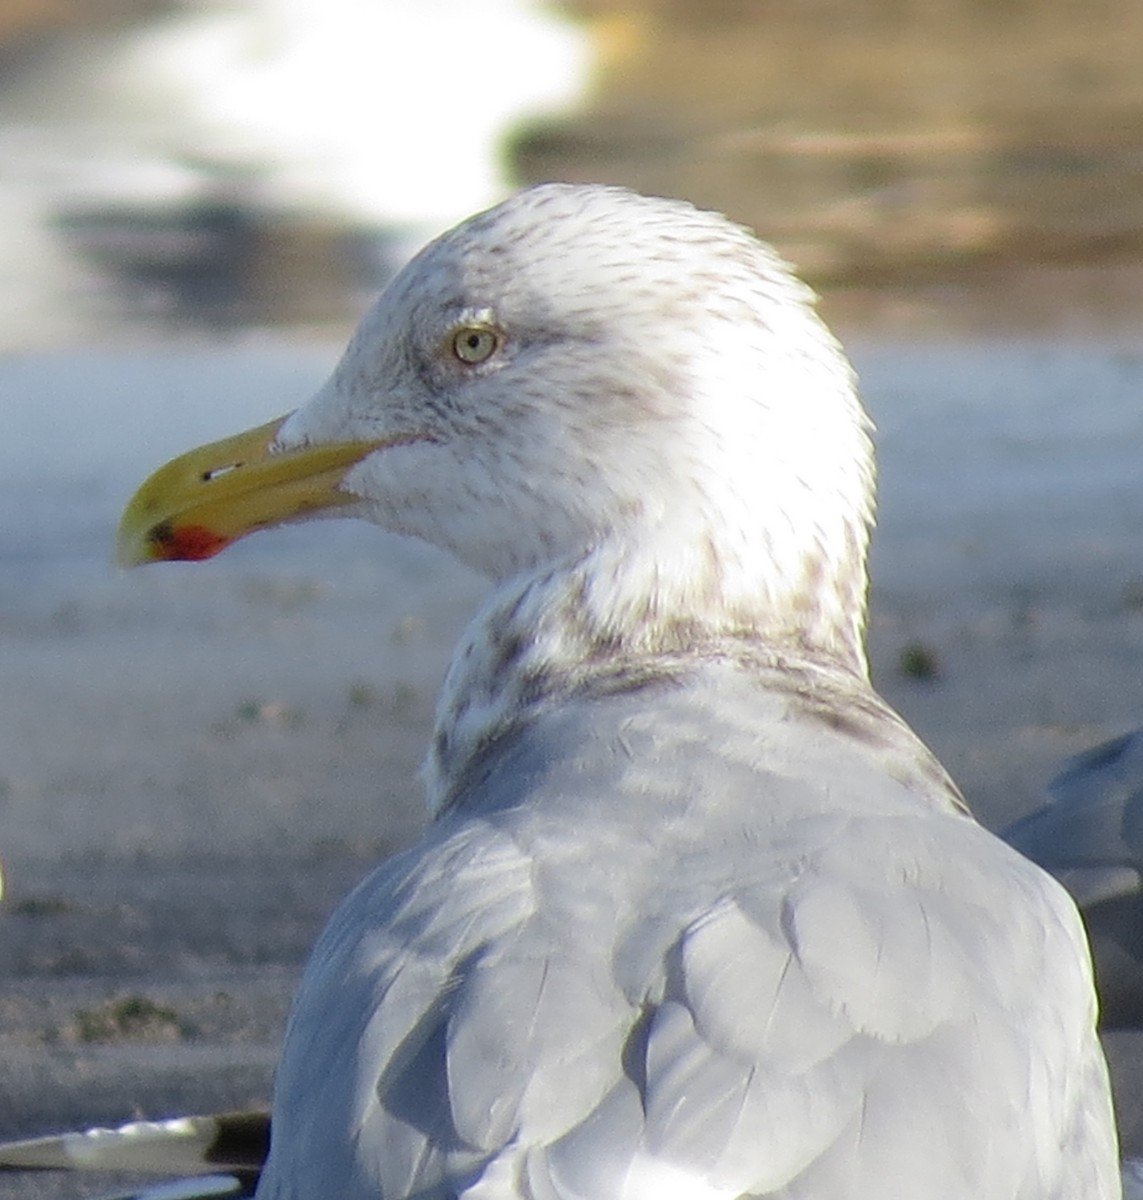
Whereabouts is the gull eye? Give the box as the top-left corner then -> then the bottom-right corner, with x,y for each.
451,326 -> 500,365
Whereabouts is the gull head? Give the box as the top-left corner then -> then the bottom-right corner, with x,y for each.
119,184 -> 874,671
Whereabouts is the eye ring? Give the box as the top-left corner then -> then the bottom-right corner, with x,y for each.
451,326 -> 501,365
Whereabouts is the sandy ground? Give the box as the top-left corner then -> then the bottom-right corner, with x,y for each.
2,332 -> 1143,1195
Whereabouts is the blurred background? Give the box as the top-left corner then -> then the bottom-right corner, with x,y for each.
1,0 -> 1142,344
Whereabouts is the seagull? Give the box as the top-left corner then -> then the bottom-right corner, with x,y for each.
1005,726 -> 1143,1030
110,183 -> 1118,1198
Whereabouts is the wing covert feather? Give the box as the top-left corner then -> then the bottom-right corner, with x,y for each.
259,679 -> 1118,1200
446,940 -> 628,1149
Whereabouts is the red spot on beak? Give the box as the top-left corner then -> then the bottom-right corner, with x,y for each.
151,523 -> 231,562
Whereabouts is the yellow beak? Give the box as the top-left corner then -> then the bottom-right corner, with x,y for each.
116,415 -> 382,567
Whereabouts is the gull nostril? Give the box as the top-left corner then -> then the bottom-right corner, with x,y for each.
201,462 -> 244,483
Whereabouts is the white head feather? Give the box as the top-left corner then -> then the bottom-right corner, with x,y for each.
275,184 -> 875,809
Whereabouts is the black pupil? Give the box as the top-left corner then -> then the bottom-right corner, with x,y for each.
466,334 -> 481,350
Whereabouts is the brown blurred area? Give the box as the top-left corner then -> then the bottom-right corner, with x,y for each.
0,0 -> 155,47
3,0 -> 1142,332
515,0 -> 1143,293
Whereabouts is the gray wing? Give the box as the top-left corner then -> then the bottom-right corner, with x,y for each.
257,682 -> 1119,1199
1004,727 -> 1143,1028
631,819 -> 1113,1200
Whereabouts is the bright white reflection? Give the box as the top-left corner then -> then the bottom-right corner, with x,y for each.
116,0 -> 591,226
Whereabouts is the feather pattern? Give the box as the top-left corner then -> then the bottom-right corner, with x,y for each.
261,653 -> 1116,1198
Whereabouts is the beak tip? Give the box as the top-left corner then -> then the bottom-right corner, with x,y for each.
116,521 -> 231,567
114,526 -> 149,570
